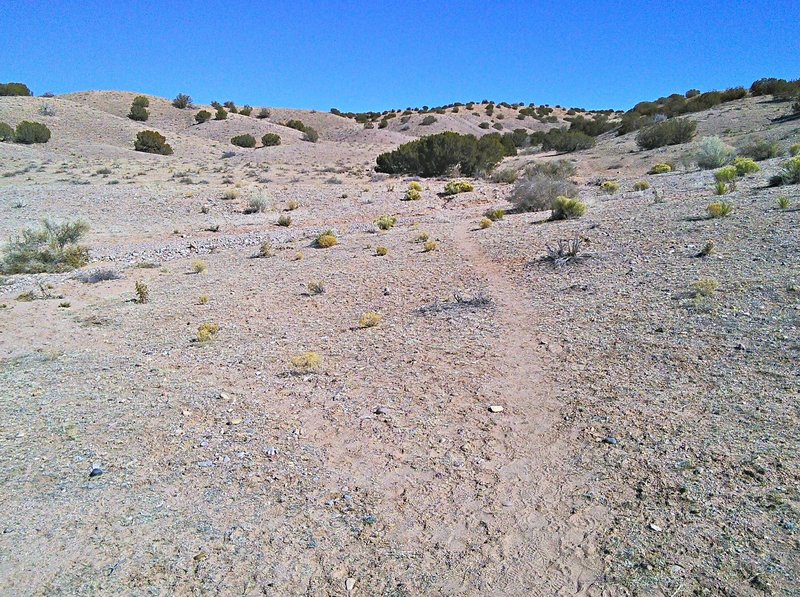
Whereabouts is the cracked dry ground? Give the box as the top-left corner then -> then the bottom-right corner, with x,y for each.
0,205 -> 603,595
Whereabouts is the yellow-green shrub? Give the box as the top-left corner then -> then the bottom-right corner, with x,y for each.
404,188 -> 421,201
479,217 -> 492,229
707,201 -> 733,217
375,215 -> 397,230
443,180 -> 474,195
633,180 -> 650,191
316,230 -> 338,248
714,166 -> 738,184
649,163 -> 672,174
733,157 -> 760,176
601,181 -> 620,194
358,311 -> 382,328
197,323 -> 220,342
485,208 -> 505,221
551,196 -> 587,220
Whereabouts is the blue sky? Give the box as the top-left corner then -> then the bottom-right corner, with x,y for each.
2,0 -> 797,112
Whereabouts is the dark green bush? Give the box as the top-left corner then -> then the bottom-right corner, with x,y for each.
285,119 -> 306,132
211,101 -> 222,109
540,128 -> 596,152
636,118 -> 696,150
224,101 -> 238,113
14,121 -> 51,144
128,103 -> 149,121
172,94 -> 192,109
195,110 -> 211,124
134,130 -> 173,155
479,122 -> 491,129
720,87 -> 747,102
262,133 -> 281,146
0,82 -> 32,96
231,134 -> 256,148
257,108 -> 270,119
375,131 -> 506,177
303,127 -> 319,143
239,105 -> 253,116
214,106 -> 227,120
421,115 -> 437,125
0,122 -> 14,142
132,95 -> 149,107
568,114 -> 616,137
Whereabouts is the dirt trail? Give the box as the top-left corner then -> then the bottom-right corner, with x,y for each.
449,219 -> 606,595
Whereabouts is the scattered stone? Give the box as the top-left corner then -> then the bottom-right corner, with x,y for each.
362,515 -> 377,525
89,467 -> 103,478
649,523 -> 663,532
197,460 -> 213,468
374,406 -> 389,415
488,405 -> 504,413
345,577 -> 355,592
218,392 -> 231,400
602,436 -> 618,445
227,418 -> 243,425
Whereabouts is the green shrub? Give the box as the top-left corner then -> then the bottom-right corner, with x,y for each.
551,196 -> 587,220
224,101 -> 237,113
257,108 -> 270,119
739,139 -> 781,161
636,118 -> 697,150
733,157 -> 760,176
246,196 -> 268,213
511,175 -> 578,212
277,214 -> 292,226
567,114 -> 616,137
239,105 -> 253,116
601,181 -> 620,194
539,128 -> 596,152
778,196 -> 790,209
1,219 -> 89,274
303,127 -> 319,143
707,201 -> 733,217
285,119 -> 306,132
14,121 -> 51,144
134,130 -> 173,155
172,93 -> 192,109
421,115 -> 437,125
409,181 -> 423,191
375,215 -> 397,230
262,133 -> 281,146
376,131 -> 506,177
404,188 -> 421,201
775,157 -> 800,185
790,144 -> 800,157
195,110 -> 211,124
132,95 -> 149,107
0,122 -> 13,142
128,103 -> 149,122
633,180 -> 650,191
214,106 -> 227,120
491,168 -> 518,183
443,181 -> 474,195
720,87 -> 747,102
649,163 -> 672,174
696,136 -> 735,169
315,230 -> 338,248
714,166 -> 738,184
0,82 -> 32,96
479,122 -> 491,129
231,134 -> 256,148
714,181 -> 729,195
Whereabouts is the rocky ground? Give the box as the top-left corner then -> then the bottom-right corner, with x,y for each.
0,92 -> 798,595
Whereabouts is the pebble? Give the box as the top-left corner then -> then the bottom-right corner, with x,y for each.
602,436 -> 618,445
197,460 -> 213,468
374,406 -> 389,415
345,578 -> 355,592
89,467 -> 103,478
649,523 -> 663,532
362,515 -> 377,525
488,405 -> 504,413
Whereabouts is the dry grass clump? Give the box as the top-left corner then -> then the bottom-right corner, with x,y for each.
479,217 -> 492,229
405,188 -> 422,201
414,232 -> 430,243
778,196 -> 790,209
423,240 -> 438,252
315,230 -> 338,248
649,163 -> 672,174
485,208 -> 505,221
198,294 -> 209,304
376,246 -> 388,256
692,279 -> 719,298
633,180 -> 651,191
258,241 -> 274,257
707,201 -> 733,218
443,181 -> 474,195
196,323 -> 220,342
290,351 -> 321,373
551,196 -> 587,220
307,281 -> 325,295
358,311 -> 382,328
545,237 -> 585,268
286,199 -> 299,210
696,240 -> 715,257
246,195 -> 268,213
192,260 -> 208,274
277,214 -> 292,226
601,181 -> 620,194
222,189 -> 239,200
134,281 -> 149,304
512,175 -> 578,213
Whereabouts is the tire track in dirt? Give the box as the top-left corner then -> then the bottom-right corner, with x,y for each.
449,218 -> 607,595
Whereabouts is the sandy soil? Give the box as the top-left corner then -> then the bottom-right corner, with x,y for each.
0,92 -> 798,595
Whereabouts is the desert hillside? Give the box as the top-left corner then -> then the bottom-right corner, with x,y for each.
0,85 -> 798,596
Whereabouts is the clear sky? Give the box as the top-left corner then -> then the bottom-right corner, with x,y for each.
2,0 -> 798,112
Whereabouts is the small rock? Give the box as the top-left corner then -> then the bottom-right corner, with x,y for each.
374,406 -> 389,415
197,460 -> 213,468
218,392 -> 231,400
383,287 -> 391,296
501,500 -> 513,507
362,515 -> 377,525
89,467 -> 103,478
345,577 -> 355,592
649,523 -> 663,532
265,447 -> 278,457
227,418 -> 243,425
488,405 -> 504,413
602,436 -> 618,445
